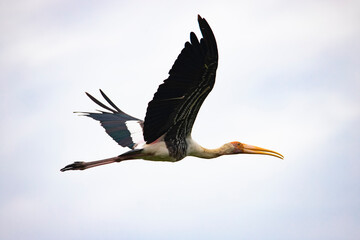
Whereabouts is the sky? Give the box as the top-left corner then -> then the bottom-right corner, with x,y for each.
1,0 -> 359,239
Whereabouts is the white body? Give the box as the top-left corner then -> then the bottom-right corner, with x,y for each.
140,137 -> 221,162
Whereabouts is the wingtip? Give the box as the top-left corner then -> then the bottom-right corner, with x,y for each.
73,111 -> 88,116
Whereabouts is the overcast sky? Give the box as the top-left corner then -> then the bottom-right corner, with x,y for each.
1,0 -> 359,239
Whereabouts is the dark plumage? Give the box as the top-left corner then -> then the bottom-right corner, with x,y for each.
61,15 -> 283,172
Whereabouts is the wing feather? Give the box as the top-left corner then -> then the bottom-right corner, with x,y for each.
143,15 -> 218,143
80,90 -> 145,149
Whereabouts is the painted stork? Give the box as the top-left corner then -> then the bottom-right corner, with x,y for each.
61,15 -> 283,172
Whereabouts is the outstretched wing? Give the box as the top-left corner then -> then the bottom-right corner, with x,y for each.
80,90 -> 145,149
143,15 -> 218,143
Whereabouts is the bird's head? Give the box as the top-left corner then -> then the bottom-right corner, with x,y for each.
223,141 -> 283,159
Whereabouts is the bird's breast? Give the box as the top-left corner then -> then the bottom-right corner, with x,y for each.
141,141 -> 178,162
165,137 -> 188,161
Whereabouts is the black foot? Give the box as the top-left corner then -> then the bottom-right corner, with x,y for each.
60,161 -> 86,172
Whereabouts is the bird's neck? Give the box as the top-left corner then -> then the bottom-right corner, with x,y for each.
189,144 -> 231,159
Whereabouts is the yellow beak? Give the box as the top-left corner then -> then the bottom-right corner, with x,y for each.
242,143 -> 284,159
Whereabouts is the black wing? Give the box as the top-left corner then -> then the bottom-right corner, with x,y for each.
143,15 -> 218,143
79,90 -> 145,149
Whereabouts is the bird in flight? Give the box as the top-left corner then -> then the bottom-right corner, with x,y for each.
61,15 -> 283,172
